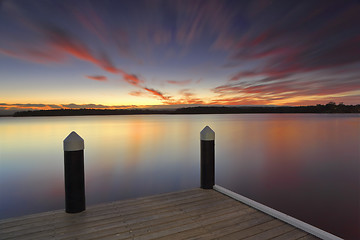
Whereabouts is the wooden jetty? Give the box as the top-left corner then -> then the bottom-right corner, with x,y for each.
0,188 -> 319,240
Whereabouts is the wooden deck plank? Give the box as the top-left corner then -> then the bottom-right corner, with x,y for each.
0,189 -> 211,230
0,188 -> 208,230
219,219 -> 286,240
129,202 -> 250,234
188,213 -> 274,240
154,227 -> 208,240
298,235 -> 323,240
242,224 -> 296,240
270,229 -> 309,240
129,203 -> 254,239
0,188 -> 320,240
129,205 -> 263,239
56,194 -> 240,240
1,196 -> 227,239
0,190 -> 220,236
1,192 -> 230,239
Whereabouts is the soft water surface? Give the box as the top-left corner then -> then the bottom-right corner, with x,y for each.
0,114 -> 359,239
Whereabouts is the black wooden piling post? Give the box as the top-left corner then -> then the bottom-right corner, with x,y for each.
63,131 -> 85,213
200,126 -> 215,189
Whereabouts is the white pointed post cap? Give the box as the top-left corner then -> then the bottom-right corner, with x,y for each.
63,131 -> 84,151
200,126 -> 215,141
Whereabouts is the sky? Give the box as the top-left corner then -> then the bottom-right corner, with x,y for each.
0,0 -> 360,113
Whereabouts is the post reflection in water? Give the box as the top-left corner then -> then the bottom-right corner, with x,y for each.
0,114 -> 359,239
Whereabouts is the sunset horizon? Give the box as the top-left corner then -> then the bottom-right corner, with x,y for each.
1,0 -> 360,114
2,101 -> 359,115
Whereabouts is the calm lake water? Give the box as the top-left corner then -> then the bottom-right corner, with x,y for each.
0,114 -> 359,239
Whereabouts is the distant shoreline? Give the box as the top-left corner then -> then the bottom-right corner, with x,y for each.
11,103 -> 360,117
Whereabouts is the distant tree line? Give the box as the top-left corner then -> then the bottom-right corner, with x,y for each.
174,102 -> 360,114
13,102 -> 360,117
13,108 -> 170,117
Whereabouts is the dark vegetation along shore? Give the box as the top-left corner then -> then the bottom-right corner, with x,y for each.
12,102 -> 360,117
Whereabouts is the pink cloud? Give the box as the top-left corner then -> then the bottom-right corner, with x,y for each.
161,89 -> 204,105
210,97 -> 268,106
250,30 -> 271,47
213,72 -> 360,106
2,24 -> 169,102
43,26 -> 120,74
2,23 -> 168,101
129,91 -> 145,97
144,88 -> 169,100
85,75 -> 107,81
40,26 -> 156,92
167,98 -> 204,105
225,2 -> 360,85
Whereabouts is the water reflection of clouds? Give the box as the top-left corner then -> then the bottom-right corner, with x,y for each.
215,114 -> 359,240
68,115 -> 200,205
1,114 -> 358,239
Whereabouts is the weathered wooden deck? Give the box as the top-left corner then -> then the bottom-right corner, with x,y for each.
0,188 -> 319,240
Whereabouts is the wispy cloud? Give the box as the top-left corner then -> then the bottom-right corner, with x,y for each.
166,79 -> 192,85
43,25 -> 120,74
129,91 -> 146,97
226,1 -> 360,81
144,88 -> 170,100
122,73 -> 143,86
62,103 -> 134,109
43,25 -> 168,100
210,97 -> 268,106
162,89 -> 204,105
0,7 -> 168,101
0,47 -> 64,63
69,3 -> 108,43
85,75 -> 107,81
212,72 -> 360,105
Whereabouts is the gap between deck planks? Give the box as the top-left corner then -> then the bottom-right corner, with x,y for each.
0,188 -> 320,240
